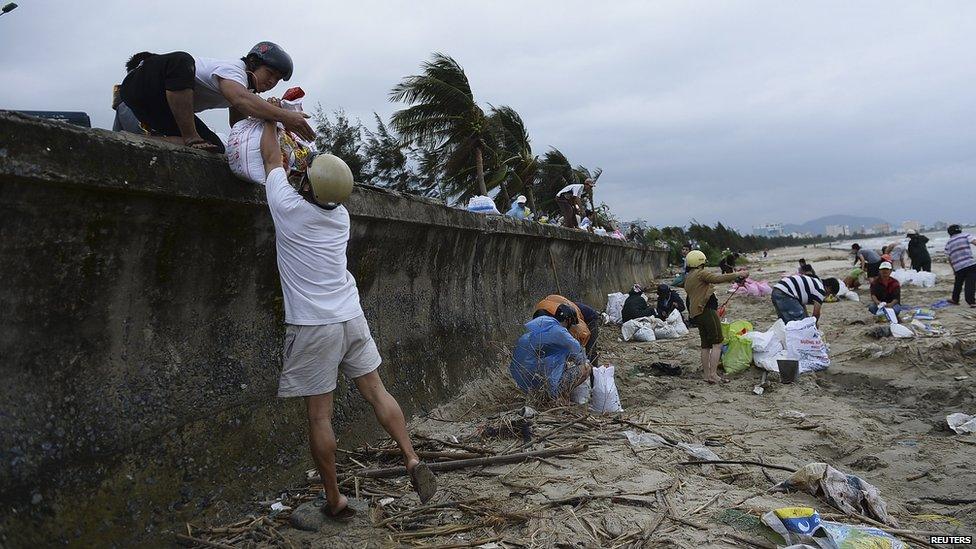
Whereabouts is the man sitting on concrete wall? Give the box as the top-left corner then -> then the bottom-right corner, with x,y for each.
116,42 -> 314,153
259,120 -> 435,520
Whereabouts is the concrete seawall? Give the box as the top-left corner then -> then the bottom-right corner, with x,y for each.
0,111 -> 667,546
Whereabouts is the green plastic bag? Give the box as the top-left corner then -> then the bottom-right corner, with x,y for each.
722,320 -> 754,375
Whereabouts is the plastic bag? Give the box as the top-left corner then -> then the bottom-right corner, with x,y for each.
226,118 -> 268,184
623,430 -> 668,448
946,413 -> 976,434
621,318 -> 656,342
761,507 -> 907,549
666,309 -> 689,336
570,376 -> 591,405
890,323 -> 914,338
785,317 -> 830,373
590,365 -> 623,413
772,462 -> 897,526
721,332 -> 753,374
605,292 -> 627,324
914,271 -> 936,287
467,195 -> 500,214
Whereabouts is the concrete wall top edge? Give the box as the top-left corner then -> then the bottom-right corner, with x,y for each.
0,111 -> 659,249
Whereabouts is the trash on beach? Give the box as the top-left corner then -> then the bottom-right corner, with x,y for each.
677,442 -> 720,462
771,462 -> 898,526
270,501 -> 291,514
623,430 -> 669,448
761,506 -> 907,549
946,413 -> 976,435
912,307 -> 936,320
889,323 -> 914,338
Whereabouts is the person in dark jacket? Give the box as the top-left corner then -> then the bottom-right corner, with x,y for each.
718,252 -> 740,274
655,284 -> 685,320
621,284 -> 657,322
906,230 -> 931,272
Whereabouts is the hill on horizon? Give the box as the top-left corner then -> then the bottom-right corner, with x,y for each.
782,214 -> 890,236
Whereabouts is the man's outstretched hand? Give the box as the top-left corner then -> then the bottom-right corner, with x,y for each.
281,110 -> 315,142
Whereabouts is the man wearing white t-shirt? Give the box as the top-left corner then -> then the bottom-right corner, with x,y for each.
554,178 -> 595,228
258,121 -> 436,520
118,42 -> 314,153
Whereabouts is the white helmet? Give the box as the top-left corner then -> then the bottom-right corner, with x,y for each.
307,154 -> 354,204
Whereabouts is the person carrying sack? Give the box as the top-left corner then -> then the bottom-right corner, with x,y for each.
554,178 -> 595,228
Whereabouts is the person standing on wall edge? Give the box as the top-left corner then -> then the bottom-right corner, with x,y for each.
115,42 -> 315,152
258,121 -> 436,521
554,178 -> 595,228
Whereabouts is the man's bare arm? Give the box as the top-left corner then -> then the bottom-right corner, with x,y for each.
260,120 -> 282,176
218,79 -> 315,141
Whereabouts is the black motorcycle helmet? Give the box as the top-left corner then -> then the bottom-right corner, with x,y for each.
554,304 -> 578,325
246,41 -> 293,81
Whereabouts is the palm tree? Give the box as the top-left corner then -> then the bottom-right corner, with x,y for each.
488,105 -> 538,212
390,53 -> 491,198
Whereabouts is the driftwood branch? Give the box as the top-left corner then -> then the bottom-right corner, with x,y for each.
351,444 -> 589,479
678,460 -> 797,473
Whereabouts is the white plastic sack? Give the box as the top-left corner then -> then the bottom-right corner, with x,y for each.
946,413 -> 976,434
467,195 -> 500,214
590,365 -> 623,413
890,323 -> 914,338
570,376 -> 591,405
914,271 -> 936,288
621,318 -> 656,342
743,319 -> 785,354
666,309 -> 689,336
754,349 -> 789,372
226,118 -> 267,185
785,317 -> 830,373
605,292 -> 627,324
650,316 -> 680,340
890,269 -> 915,285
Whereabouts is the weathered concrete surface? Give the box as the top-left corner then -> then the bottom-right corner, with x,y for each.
0,111 -> 666,546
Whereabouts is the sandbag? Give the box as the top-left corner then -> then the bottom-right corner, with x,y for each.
785,317 -> 830,373
226,118 -> 267,184
621,318 -> 656,342
590,365 -> 623,413
605,292 -> 627,324
666,309 -> 689,336
754,349 -> 789,372
467,195 -> 500,214
914,271 -> 936,288
721,333 -> 753,374
570,376 -> 591,405
652,317 -> 679,340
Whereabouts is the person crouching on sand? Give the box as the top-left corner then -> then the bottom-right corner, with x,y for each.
683,250 -> 748,384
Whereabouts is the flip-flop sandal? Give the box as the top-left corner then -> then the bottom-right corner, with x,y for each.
408,461 -> 437,503
184,138 -> 219,152
321,502 -> 356,523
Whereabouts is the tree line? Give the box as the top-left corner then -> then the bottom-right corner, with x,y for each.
314,53 -> 602,218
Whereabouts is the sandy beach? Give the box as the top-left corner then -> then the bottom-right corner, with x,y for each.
192,244 -> 975,548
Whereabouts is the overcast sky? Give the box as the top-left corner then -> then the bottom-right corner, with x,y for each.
2,1 -> 974,230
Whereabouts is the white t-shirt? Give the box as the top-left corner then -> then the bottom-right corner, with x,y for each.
265,168 -> 363,325
557,183 -> 584,198
192,57 -> 249,112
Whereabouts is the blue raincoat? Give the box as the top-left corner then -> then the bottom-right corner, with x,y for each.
509,316 -> 586,397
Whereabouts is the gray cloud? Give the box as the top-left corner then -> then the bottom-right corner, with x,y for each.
2,0 -> 973,229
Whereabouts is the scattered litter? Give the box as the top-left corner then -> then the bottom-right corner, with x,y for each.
623,430 -> 669,448
890,323 -> 914,338
270,501 -> 291,513
946,413 -> 976,434
912,307 -> 936,320
778,410 -> 807,420
771,462 -> 897,525
520,406 -> 538,418
677,442 -> 720,462
762,507 -> 906,549
378,497 -> 395,506
956,375 -> 970,381
931,299 -> 952,309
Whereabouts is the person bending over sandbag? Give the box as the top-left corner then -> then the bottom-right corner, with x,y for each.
684,251 -> 748,384
654,284 -> 685,321
510,304 -> 592,400
115,42 -> 314,153
533,295 -> 590,348
621,284 -> 657,322
771,273 -> 839,323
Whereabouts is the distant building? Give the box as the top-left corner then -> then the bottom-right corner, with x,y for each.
872,223 -> 891,235
901,220 -> 922,233
932,220 -> 949,231
753,223 -> 784,237
825,224 -> 850,237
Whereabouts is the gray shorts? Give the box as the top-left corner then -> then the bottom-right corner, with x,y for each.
278,315 -> 381,398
